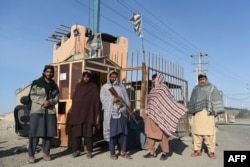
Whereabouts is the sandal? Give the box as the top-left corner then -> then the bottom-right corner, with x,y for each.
110,154 -> 118,160
208,152 -> 216,159
43,154 -> 51,161
160,153 -> 168,161
28,155 -> 35,163
120,151 -> 132,159
86,152 -> 93,159
72,151 -> 80,158
191,150 -> 202,157
143,152 -> 157,158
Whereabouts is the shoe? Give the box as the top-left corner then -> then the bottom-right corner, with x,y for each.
208,152 -> 216,159
86,152 -> 93,159
160,153 -> 168,161
43,154 -> 51,161
191,150 -> 202,157
110,154 -> 118,160
72,151 -> 80,158
143,152 -> 157,158
28,155 -> 35,163
120,151 -> 132,159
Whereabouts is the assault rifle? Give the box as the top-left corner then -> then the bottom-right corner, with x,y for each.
108,87 -> 138,122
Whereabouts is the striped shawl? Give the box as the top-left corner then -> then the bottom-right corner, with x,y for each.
145,73 -> 187,138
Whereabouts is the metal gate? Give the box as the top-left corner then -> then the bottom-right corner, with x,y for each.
118,52 -> 190,137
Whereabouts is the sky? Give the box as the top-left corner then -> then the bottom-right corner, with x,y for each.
1,0 -> 250,115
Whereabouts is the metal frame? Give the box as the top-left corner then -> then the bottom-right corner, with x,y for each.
119,52 -> 190,137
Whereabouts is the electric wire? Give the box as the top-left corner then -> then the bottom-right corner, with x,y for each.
74,0 -> 250,107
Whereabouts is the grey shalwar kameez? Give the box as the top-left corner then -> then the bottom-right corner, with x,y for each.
28,77 -> 59,156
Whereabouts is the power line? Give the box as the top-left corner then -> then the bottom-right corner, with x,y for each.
190,53 -> 208,84
75,0 -> 250,99
103,0 -> 194,63
132,0 -> 200,54
206,55 -> 250,85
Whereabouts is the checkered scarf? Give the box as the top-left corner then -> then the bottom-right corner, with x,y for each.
188,80 -> 224,115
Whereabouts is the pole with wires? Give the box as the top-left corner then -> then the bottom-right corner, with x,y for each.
141,27 -> 145,65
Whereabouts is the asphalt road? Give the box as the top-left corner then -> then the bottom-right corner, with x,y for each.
1,119 -> 249,167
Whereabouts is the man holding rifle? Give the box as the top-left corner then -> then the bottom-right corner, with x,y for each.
100,70 -> 132,160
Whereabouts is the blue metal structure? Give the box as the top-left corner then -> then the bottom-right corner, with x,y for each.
93,0 -> 100,34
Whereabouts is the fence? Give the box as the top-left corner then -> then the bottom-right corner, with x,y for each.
119,52 -> 190,137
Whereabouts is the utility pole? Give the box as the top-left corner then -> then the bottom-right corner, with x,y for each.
91,0 -> 100,57
191,52 -> 208,84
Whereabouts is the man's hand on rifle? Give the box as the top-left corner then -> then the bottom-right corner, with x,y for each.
113,97 -> 120,103
42,100 -> 51,108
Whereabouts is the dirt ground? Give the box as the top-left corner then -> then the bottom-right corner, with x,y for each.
1,113 -> 250,167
